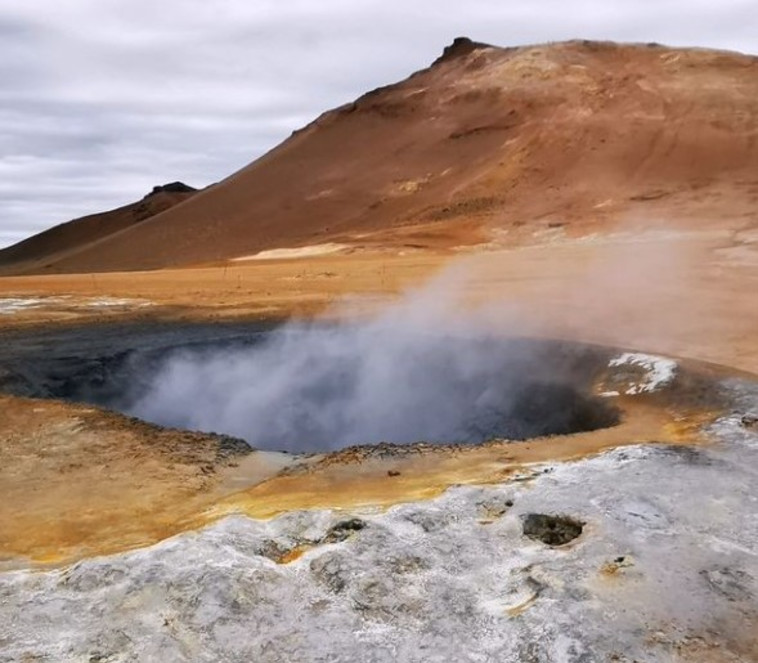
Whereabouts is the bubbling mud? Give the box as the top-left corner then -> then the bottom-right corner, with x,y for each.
1,322 -> 621,453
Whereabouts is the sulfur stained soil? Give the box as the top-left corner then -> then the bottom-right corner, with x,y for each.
0,388 -> 720,567
0,205 -> 756,570
0,304 -> 729,567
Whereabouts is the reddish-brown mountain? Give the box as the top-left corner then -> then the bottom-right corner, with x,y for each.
2,38 -> 756,274
0,183 -> 198,274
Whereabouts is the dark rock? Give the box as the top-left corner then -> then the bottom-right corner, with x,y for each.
522,513 -> 584,546
432,37 -> 493,66
741,413 -> 758,429
210,433 -> 253,459
255,539 -> 289,561
145,181 -> 197,198
322,518 -> 367,544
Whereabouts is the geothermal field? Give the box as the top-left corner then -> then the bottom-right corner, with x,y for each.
1,36 -> 758,662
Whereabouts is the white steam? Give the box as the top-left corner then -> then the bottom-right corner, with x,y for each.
123,269 -> 613,453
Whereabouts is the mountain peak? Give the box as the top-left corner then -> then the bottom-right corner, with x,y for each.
432,36 -> 492,65
145,182 -> 197,198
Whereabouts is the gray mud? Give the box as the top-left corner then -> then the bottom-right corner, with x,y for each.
0,321 -> 627,451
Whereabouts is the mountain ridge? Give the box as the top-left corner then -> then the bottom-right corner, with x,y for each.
1,38 -> 756,274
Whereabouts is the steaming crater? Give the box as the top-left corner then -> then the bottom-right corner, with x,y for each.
114,330 -> 619,452
0,322 -> 621,453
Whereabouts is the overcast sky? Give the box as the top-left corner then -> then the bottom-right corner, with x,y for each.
1,0 -> 755,248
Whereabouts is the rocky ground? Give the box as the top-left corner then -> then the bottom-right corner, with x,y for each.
0,378 -> 756,662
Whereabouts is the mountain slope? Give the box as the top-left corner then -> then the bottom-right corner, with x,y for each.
3,38 -> 758,274
0,183 -> 198,274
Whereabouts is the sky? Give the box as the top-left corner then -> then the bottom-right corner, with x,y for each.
1,0 -> 756,249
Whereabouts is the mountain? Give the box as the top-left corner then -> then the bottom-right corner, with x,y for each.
2,38 -> 757,274
0,183 -> 198,274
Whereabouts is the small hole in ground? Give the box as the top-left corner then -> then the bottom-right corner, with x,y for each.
522,513 -> 585,546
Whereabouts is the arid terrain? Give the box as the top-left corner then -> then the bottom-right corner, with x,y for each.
1,39 -> 757,662
1,39 -> 757,275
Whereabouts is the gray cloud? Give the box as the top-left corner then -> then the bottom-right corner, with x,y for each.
1,0 -> 755,248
